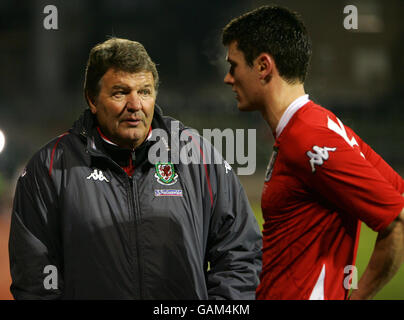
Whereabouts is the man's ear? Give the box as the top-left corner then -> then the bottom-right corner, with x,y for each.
255,53 -> 273,82
86,92 -> 97,114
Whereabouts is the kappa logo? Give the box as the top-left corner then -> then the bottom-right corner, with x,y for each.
86,169 -> 109,182
306,146 -> 336,173
224,160 -> 232,174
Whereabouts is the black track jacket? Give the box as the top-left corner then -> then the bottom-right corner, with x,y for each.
9,107 -> 262,299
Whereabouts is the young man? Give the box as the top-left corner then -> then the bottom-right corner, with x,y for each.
9,38 -> 262,299
222,6 -> 404,300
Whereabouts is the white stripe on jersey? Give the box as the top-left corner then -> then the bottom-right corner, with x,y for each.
309,264 -> 326,300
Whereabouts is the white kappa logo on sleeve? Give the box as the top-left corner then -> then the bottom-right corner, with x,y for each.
306,146 -> 336,173
223,160 -> 232,174
86,169 -> 109,182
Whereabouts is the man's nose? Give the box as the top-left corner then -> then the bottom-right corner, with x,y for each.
126,93 -> 142,111
224,72 -> 234,85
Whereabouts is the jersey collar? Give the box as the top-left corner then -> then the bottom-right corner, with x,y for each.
275,94 -> 310,139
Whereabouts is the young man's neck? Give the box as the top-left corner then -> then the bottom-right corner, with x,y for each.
260,81 -> 306,134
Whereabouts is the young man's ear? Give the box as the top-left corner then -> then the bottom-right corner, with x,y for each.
86,92 -> 97,114
256,53 -> 273,82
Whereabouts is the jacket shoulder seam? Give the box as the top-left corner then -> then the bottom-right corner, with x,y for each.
49,132 -> 70,177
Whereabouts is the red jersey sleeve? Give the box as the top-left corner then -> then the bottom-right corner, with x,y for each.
284,118 -> 404,232
350,129 -> 404,194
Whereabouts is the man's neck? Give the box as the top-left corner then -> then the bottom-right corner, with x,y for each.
260,82 -> 306,133
96,126 -> 151,151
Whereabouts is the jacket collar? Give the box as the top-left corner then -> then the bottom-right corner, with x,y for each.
70,105 -> 173,164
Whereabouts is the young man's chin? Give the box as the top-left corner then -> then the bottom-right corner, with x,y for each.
237,102 -> 255,112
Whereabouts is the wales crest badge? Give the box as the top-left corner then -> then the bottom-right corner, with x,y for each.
154,162 -> 178,185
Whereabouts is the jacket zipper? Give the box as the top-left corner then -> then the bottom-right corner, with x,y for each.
128,175 -> 143,299
86,141 -> 144,298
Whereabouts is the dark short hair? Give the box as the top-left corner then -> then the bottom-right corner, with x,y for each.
222,5 -> 312,84
84,37 -> 159,105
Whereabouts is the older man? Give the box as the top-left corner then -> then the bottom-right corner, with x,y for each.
9,38 -> 262,299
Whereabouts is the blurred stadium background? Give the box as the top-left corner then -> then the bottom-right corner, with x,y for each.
0,0 -> 403,299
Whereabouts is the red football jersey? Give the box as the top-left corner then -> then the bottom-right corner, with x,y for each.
257,99 -> 404,300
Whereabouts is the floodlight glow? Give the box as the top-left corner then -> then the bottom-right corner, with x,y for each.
0,130 -> 5,154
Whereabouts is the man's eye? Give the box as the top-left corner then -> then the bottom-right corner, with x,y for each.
113,91 -> 125,98
139,89 -> 151,95
229,65 -> 235,76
